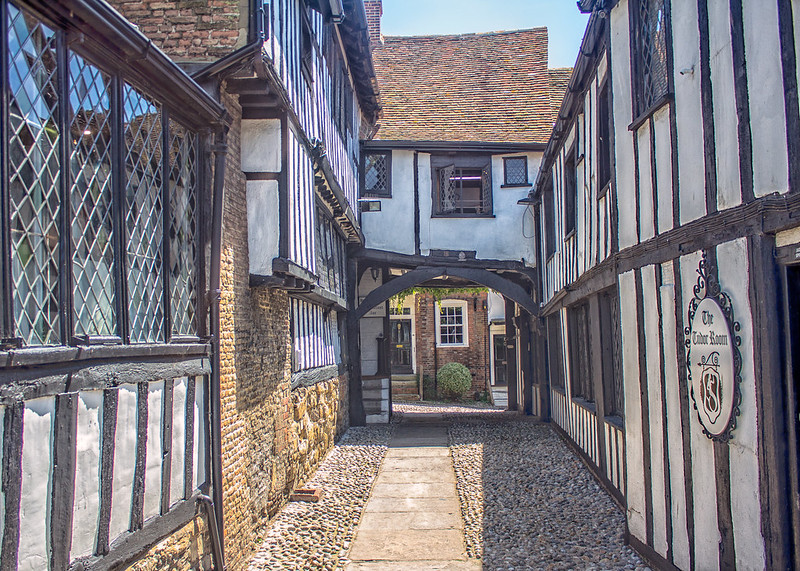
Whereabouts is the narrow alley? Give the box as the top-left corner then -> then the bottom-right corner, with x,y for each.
248,403 -> 648,570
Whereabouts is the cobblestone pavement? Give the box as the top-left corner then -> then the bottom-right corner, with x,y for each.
248,402 -> 649,570
248,424 -> 394,570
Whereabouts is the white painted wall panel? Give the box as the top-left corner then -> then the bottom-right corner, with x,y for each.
680,251 -> 720,570
240,119 -> 281,173
171,378 -> 187,506
653,107 -> 673,234
361,150 -> 416,255
672,0 -> 706,225
71,391 -> 103,558
743,0 -> 789,197
18,397 -> 55,571
708,0 -> 742,210
611,2 -> 638,249
637,123 -> 655,242
110,384 -> 138,541
247,180 -> 280,276
193,379 -> 206,490
143,381 -> 164,521
642,265 -> 668,557
659,262 -> 690,570
716,238 -> 766,569
619,270 -> 646,539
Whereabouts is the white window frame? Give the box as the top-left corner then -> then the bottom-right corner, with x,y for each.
435,300 -> 469,348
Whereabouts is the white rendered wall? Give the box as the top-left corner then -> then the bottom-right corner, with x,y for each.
360,150 -> 416,255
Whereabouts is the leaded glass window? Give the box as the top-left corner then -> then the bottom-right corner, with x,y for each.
69,53 -> 116,338
436,164 -> 492,216
7,4 -> 61,345
503,156 -> 528,186
632,0 -> 670,117
124,85 -> 164,343
1,2 -> 204,347
361,152 -> 390,197
169,122 -> 198,337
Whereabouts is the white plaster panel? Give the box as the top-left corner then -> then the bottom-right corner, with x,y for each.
240,119 -> 281,173
637,123 -> 655,242
361,150 -> 416,255
743,0 -> 789,197
110,384 -> 137,541
659,263 -> 691,570
71,391 -> 103,559
680,251 -> 720,570
618,270 -> 646,539
18,398 -> 54,571
171,378 -> 187,506
716,238 -> 766,569
597,50 -> 608,84
193,379 -> 206,490
709,0 -> 742,211
642,265 -> 667,557
418,153 -> 433,251
776,225 -> 800,247
610,5 -> 638,249
247,180 -> 280,276
672,0 -> 706,225
143,381 -> 164,522
359,317 -> 383,376
653,106 -> 674,234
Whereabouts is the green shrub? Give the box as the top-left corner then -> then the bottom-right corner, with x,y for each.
437,362 -> 472,400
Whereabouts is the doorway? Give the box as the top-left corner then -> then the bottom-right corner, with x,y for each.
492,333 -> 508,386
390,318 -> 413,374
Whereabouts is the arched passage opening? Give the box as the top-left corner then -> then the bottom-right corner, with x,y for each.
347,264 -> 543,425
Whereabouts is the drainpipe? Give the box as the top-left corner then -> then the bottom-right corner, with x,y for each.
206,128 -> 229,568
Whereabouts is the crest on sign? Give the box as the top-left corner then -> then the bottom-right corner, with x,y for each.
685,253 -> 742,442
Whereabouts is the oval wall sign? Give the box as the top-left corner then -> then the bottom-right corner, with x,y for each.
685,253 -> 742,442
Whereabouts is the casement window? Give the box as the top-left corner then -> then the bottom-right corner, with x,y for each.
631,0 -> 670,118
290,298 -> 340,373
546,313 -> 565,392
300,5 -> 314,85
503,156 -> 528,186
563,149 -> 577,236
597,80 -> 612,193
432,156 -> 492,216
323,25 -> 354,140
436,300 -> 468,347
568,302 -> 593,402
315,206 -> 347,299
2,3 -> 202,347
361,151 -> 391,197
543,175 -> 556,258
600,289 -> 624,418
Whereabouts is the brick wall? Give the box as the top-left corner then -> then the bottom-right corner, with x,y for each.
364,0 -> 382,43
111,0 -> 249,60
415,292 -> 490,396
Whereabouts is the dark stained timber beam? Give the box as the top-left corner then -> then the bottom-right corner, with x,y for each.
184,377 -> 195,501
97,388 -> 119,555
160,379 -> 174,516
51,392 -> 78,570
130,382 -> 149,531
1,402 -> 23,569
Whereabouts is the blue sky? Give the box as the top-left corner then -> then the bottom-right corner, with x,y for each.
379,0 -> 590,69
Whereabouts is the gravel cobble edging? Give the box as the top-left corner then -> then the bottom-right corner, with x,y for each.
448,414 -> 649,571
248,423 -> 394,570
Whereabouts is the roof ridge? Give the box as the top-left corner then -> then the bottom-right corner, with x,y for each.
380,27 -> 547,42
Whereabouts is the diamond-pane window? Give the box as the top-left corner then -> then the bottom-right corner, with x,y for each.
169,122 -> 198,337
362,152 -> 390,197
69,52 -> 116,338
503,156 -> 528,186
7,4 -> 61,345
633,0 -> 669,117
436,164 -> 492,216
124,84 -> 164,343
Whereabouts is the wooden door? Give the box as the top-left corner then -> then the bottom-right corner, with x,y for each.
390,319 -> 413,374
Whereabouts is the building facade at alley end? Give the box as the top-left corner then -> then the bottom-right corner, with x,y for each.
1,0 -> 800,570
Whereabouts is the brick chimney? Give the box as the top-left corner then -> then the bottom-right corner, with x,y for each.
364,0 -> 382,43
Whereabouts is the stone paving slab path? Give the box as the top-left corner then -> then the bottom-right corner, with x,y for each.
344,413 -> 481,571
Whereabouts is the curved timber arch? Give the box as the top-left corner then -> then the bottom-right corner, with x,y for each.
353,266 -> 538,321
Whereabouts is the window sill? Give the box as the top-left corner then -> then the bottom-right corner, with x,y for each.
436,343 -> 469,349
597,180 -> 612,199
604,414 -> 625,430
431,214 -> 495,219
500,183 -> 532,189
361,193 -> 391,199
628,93 -> 673,132
571,396 -> 597,414
564,228 -> 576,241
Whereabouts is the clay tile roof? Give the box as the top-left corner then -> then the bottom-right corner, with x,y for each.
549,67 -> 573,116
371,28 -> 563,144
